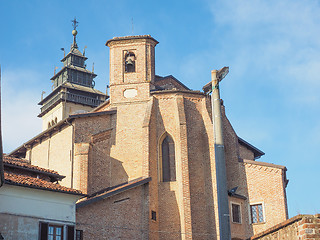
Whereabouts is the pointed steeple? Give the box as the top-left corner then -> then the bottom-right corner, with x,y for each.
60,19 -> 88,71
37,19 -> 107,130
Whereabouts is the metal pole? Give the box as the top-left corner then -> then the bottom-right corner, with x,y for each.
0,66 -> 4,187
211,70 -> 231,240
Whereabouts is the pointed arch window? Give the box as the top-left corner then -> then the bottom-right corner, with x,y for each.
161,134 -> 176,182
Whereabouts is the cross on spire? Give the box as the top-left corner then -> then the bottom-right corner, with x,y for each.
72,17 -> 78,30
71,17 -> 79,49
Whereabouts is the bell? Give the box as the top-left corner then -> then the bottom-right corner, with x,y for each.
126,58 -> 134,65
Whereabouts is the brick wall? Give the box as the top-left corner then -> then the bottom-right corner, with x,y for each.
244,159 -> 288,235
76,185 -> 149,240
239,144 -> 255,160
251,214 -> 320,240
73,114 -> 114,194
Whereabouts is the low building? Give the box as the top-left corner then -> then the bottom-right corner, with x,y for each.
251,214 -> 320,240
0,155 -> 85,240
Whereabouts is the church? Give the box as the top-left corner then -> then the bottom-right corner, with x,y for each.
9,23 -> 289,240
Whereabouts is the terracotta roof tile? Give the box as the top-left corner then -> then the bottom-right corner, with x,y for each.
3,155 -> 60,176
4,172 -> 83,195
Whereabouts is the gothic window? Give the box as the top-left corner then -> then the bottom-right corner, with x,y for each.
125,52 -> 135,73
160,134 -> 176,182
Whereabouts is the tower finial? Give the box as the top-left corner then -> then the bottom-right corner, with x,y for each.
71,17 -> 79,49
72,17 -> 78,30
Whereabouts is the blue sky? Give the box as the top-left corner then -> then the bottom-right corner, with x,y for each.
1,0 -> 319,217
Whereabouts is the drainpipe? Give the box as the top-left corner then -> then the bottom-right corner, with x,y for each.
66,118 -> 75,188
211,68 -> 231,240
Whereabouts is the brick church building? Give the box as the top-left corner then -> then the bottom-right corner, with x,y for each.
9,26 -> 289,239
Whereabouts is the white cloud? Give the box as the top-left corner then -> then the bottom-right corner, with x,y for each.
207,0 -> 320,105
205,0 -> 320,217
2,69 -> 43,153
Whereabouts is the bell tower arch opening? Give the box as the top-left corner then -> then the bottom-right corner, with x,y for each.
124,51 -> 136,73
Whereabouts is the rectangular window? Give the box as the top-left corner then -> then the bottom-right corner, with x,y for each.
250,204 -> 264,223
151,211 -> 157,221
76,230 -> 83,240
39,222 -> 75,240
48,225 -> 63,240
231,203 -> 241,223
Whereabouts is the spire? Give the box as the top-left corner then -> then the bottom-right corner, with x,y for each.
71,17 -> 79,49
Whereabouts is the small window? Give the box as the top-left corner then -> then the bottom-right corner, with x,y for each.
76,230 -> 83,240
250,204 -> 264,223
48,225 -> 63,240
231,203 -> 241,223
151,211 -> 157,221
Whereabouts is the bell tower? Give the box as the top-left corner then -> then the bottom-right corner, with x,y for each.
106,35 -> 158,104
38,19 -> 107,130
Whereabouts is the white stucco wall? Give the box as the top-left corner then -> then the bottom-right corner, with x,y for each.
0,184 -> 81,222
0,184 -> 83,239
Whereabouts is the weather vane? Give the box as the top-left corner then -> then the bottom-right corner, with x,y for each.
71,17 -> 79,30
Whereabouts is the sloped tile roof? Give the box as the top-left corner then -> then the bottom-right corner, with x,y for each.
3,155 -> 84,195
4,155 -> 61,176
4,172 -> 83,195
